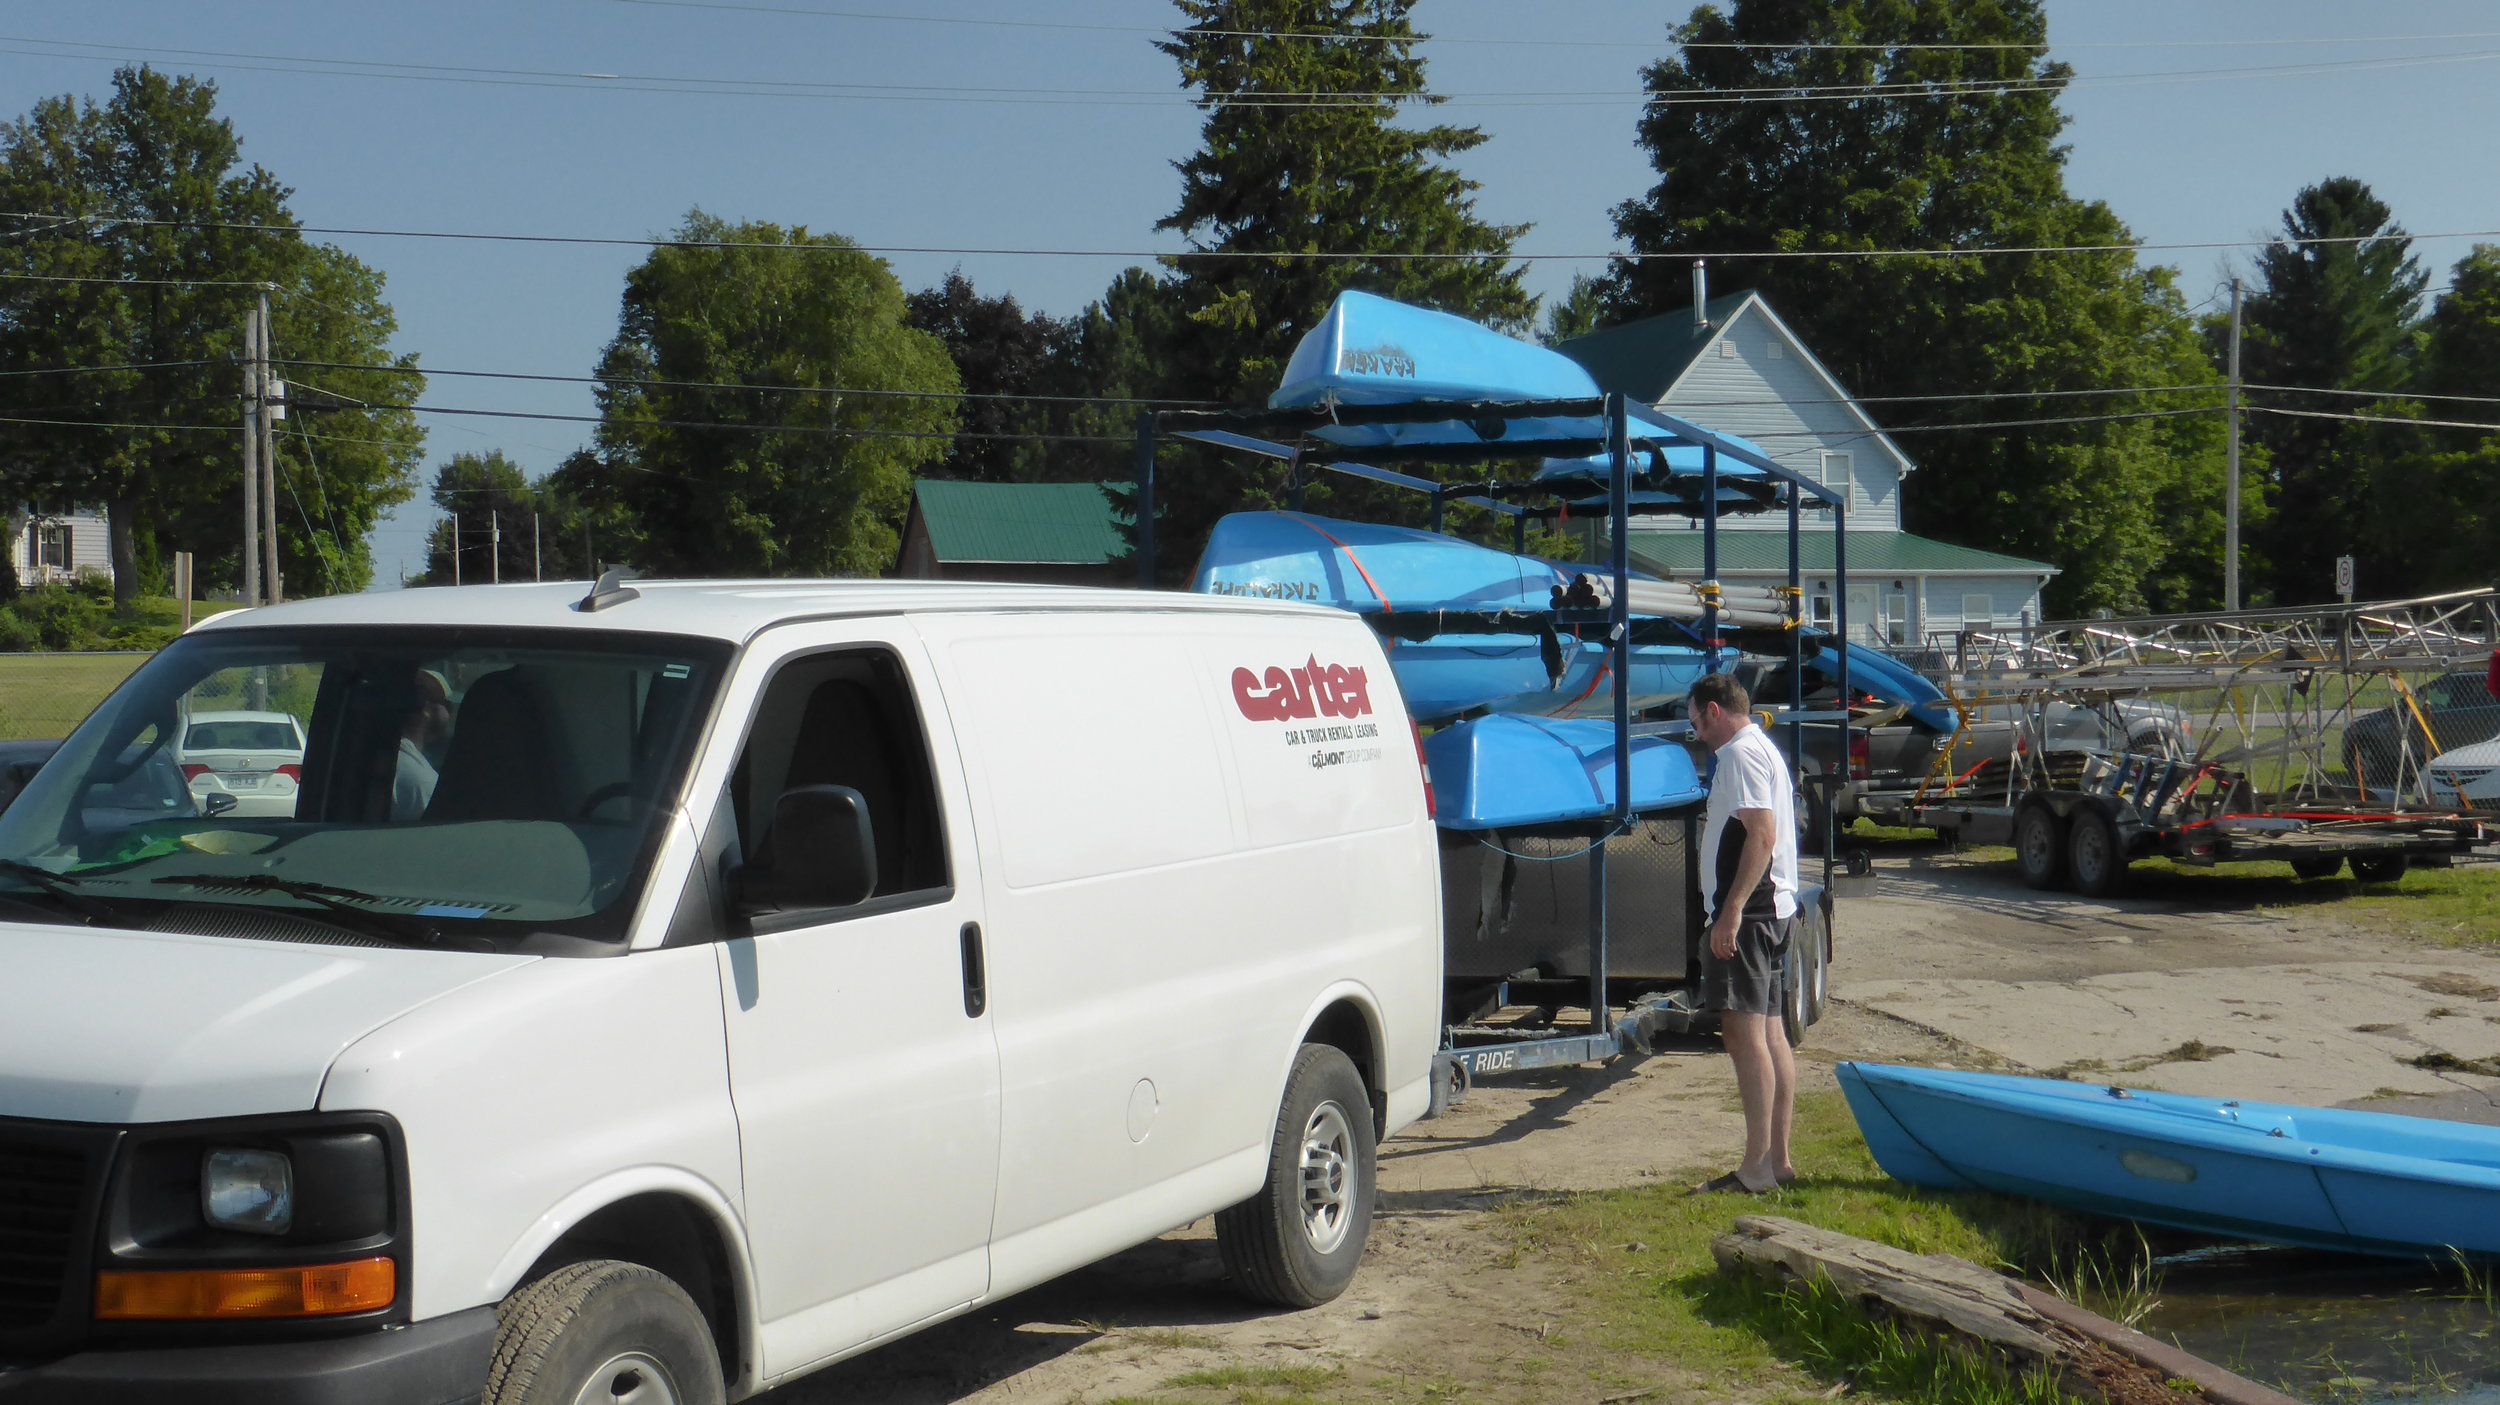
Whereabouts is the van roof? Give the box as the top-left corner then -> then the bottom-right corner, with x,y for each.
189,579 -> 1350,644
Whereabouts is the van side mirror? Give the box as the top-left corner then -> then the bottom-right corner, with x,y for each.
737,784 -> 877,914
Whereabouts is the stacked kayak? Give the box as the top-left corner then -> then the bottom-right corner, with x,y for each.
1191,510 -> 1714,721
1839,1062 -> 2500,1260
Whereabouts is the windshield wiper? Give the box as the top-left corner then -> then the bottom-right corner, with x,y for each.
150,873 -> 453,950
0,859 -> 115,925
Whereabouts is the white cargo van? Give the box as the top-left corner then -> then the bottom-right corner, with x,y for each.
0,579 -> 1444,1405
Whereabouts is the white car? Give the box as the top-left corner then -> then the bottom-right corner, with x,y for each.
2427,735 -> 2500,813
173,708 -> 306,817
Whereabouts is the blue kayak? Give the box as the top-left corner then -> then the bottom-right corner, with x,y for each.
1270,291 -> 1611,451
1425,713 -> 1704,830
1839,1062 -> 2500,1261
1192,511 -> 1715,720
1809,642 -> 1957,732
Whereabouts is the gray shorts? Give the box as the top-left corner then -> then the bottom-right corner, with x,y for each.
1701,914 -> 1793,1016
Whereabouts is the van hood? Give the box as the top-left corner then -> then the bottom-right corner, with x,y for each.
0,920 -> 535,1124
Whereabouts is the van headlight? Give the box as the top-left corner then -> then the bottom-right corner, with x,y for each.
202,1148 -> 294,1235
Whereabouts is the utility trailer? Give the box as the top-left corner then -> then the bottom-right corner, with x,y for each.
1136,388 -> 1852,1105
1895,591 -> 2499,894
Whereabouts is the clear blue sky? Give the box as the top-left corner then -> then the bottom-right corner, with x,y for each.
6,1 -> 2497,587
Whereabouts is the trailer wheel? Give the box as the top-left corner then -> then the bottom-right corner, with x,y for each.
2289,855 -> 2343,881
2014,801 -> 2069,891
1781,912 -> 1831,1047
2067,804 -> 2130,899
1217,1043 -> 1376,1309
484,1261 -> 724,1405
2351,852 -> 2409,884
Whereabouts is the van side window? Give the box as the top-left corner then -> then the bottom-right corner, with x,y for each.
731,650 -> 947,903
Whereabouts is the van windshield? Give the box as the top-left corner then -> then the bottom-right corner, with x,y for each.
0,625 -> 731,952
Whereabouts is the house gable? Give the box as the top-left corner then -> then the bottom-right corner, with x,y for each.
1558,293 -> 1916,532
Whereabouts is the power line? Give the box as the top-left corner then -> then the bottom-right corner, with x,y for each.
5,33 -> 2494,109
0,358 -> 215,378
0,269 -> 282,289
2252,405 -> 2500,433
275,356 -> 1211,409
2247,382 -> 2500,408
587,0 -> 2500,55
6,209 -> 2490,264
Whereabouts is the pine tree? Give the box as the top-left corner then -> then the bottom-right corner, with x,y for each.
1135,0 -> 1533,579
2239,177 -> 2426,603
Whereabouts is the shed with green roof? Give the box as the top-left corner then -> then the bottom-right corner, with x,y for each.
894,479 -> 1131,585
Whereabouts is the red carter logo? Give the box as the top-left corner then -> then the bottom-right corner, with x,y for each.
1232,657 -> 1373,722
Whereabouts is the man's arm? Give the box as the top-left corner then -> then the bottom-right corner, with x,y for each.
1708,807 -> 1778,958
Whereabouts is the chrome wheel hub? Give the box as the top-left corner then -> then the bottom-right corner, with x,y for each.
1297,1101 -> 1356,1254
571,1351 -> 682,1405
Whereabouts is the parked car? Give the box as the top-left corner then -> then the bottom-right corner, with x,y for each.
172,707 -> 307,818
2347,670 -> 2500,791
0,579 -> 1445,1404
2426,734 -> 2500,813
0,738 -> 57,815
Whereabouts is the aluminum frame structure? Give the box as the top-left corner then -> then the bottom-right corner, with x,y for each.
1130,392 -> 1853,1079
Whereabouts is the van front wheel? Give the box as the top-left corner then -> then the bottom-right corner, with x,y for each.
1218,1042 -> 1377,1309
485,1260 -> 724,1405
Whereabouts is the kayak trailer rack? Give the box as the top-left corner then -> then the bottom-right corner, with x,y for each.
1135,392 -> 1854,1096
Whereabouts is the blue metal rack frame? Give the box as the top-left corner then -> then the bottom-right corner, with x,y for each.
1133,393 -> 1853,1088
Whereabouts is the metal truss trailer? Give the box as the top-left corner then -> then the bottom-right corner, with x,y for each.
1892,590 -> 2498,895
1132,392 -> 1853,1100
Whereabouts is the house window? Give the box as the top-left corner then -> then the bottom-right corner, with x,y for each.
1962,594 -> 1996,629
36,521 -> 70,570
1819,452 -> 1852,495
1886,593 -> 1910,646
1810,590 -> 1833,627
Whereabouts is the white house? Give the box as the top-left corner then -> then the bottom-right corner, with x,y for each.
1557,289 -> 2058,651
13,507 -> 112,588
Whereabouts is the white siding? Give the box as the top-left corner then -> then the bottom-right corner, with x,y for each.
1923,578 -> 2046,634
1655,303 -> 1905,532
17,509 -> 112,587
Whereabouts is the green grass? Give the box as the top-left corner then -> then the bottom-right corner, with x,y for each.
0,651 -> 148,740
1500,1089 -> 2153,1405
2122,855 -> 2500,946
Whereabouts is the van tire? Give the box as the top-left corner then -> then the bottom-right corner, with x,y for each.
1218,1043 -> 1377,1309
484,1260 -> 724,1405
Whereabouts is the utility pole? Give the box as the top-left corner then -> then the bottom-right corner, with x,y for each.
2225,276 -> 2244,612
256,290 -> 281,606
240,303 -> 261,607
491,510 -> 502,584
452,514 -> 461,587
533,513 -> 542,582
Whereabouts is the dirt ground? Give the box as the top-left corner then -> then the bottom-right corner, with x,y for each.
760,844 -> 2500,1405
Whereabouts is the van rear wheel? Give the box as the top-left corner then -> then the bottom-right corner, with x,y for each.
485,1261 -> 723,1405
1218,1043 -> 1376,1309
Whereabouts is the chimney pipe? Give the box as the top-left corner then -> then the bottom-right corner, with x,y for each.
1692,259 -> 1709,328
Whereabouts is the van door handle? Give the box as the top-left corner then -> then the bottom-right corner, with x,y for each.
959,922 -> 987,1019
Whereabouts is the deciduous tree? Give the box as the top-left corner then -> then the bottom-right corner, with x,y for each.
0,67 -> 422,604
585,211 -> 958,577
1601,0 -> 2233,613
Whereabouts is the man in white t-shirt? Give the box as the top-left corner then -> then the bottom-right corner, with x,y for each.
1689,671 -> 1800,1195
391,669 -> 451,823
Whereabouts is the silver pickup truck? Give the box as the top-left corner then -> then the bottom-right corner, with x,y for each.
1732,662 -> 2185,845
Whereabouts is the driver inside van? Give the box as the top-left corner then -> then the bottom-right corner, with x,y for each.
392,668 -> 453,822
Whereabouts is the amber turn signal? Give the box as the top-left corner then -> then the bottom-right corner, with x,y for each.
95,1256 -> 396,1319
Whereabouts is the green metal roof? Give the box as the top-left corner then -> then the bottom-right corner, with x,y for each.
1619,530 -> 2058,577
910,479 -> 1129,564
1555,292 -> 1759,404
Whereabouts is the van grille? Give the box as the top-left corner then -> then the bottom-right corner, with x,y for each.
0,1135 -> 85,1330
